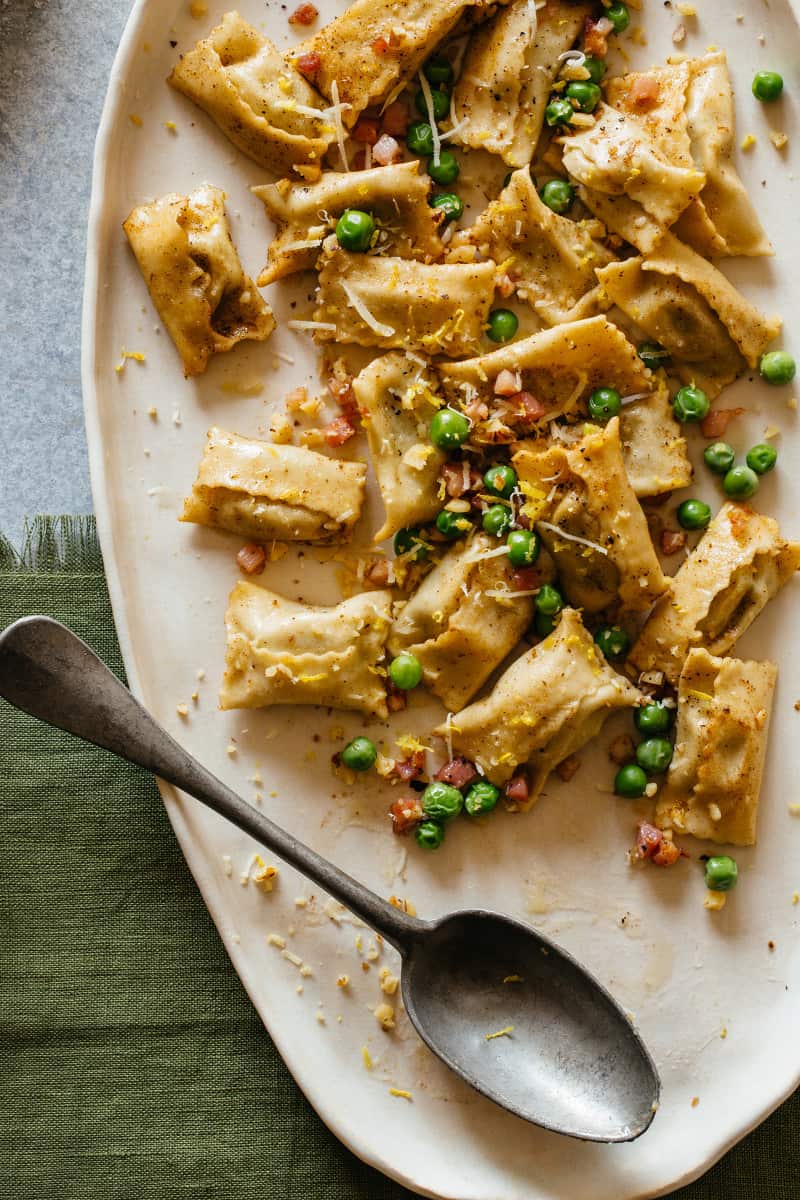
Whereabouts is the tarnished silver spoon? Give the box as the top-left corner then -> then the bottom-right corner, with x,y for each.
0,615 -> 659,1141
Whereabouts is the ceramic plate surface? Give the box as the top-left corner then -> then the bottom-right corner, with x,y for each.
83,2 -> 800,1196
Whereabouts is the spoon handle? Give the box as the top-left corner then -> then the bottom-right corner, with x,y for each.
0,615 -> 421,952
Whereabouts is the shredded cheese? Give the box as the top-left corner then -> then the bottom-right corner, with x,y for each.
537,520 -> 610,556
418,71 -> 442,167
330,80 -> 350,170
485,1025 -> 514,1040
341,280 -> 395,337
287,319 -> 337,333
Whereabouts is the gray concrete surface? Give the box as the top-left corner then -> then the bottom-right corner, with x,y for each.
0,0 -> 130,546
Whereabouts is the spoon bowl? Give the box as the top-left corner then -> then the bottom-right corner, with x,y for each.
0,614 -> 659,1141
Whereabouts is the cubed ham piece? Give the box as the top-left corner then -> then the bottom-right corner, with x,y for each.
701,407 -> 745,439
295,51 -> 321,82
555,755 -> 581,782
494,369 -> 522,397
441,461 -> 481,497
511,565 -> 542,592
435,756 -> 478,790
390,795 -> 424,834
583,15 -> 613,57
608,733 -> 636,765
236,542 -> 266,575
495,273 -> 516,299
465,398 -> 489,423
324,415 -> 356,446
660,529 -> 687,556
363,558 -> 391,587
386,683 -> 407,713
288,3 -> 318,26
629,75 -> 661,108
652,838 -> 682,867
634,822 -> 663,860
395,751 -> 426,781
504,771 -> 530,807
353,118 -> 380,145
382,101 -> 409,137
372,134 -> 402,165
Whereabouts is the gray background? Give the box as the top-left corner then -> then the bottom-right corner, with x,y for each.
0,0 -> 130,545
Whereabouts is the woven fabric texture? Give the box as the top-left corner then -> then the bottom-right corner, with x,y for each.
0,516 -> 797,1200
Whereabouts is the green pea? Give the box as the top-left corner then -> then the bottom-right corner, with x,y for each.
606,2 -> 630,33
416,820 -> 445,850
723,464 -> 759,499
703,441 -> 735,475
635,737 -> 674,774
507,529 -> 540,567
436,509 -> 472,539
705,854 -> 739,892
565,80 -> 602,113
484,463 -> 517,498
583,56 -> 606,84
759,350 -> 796,385
539,179 -> 574,214
594,625 -> 630,659
428,150 -> 459,185
487,308 -> 519,343
421,780 -> 464,822
535,583 -> 564,616
430,192 -> 463,223
341,737 -> 377,772
588,386 -> 622,421
416,86 -> 450,122
677,499 -> 712,531
545,97 -> 574,127
752,71 -> 783,103
394,526 -> 428,561
614,763 -> 647,798
335,209 -> 375,253
673,385 -> 710,423
634,702 -> 674,736
535,609 -> 558,637
406,120 -> 434,156
389,652 -> 423,691
424,55 -> 453,86
638,341 -> 671,371
482,504 -> 513,537
429,407 -> 470,449
746,443 -> 778,474
464,780 -> 500,817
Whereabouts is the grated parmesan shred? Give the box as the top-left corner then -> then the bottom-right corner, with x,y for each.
287,319 -> 337,332
330,80 -> 350,170
418,71 -> 442,167
537,520 -> 610,556
341,280 -> 395,337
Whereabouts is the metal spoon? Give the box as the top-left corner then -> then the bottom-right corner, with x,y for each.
0,615 -> 659,1141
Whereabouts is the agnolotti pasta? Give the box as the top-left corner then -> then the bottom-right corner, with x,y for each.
596,235 -> 781,395
180,427 -> 366,543
629,502 -> 800,683
560,102 -> 706,229
123,184 -> 274,377
295,0 -> 505,124
168,13 -> 335,176
439,315 -> 653,425
597,55 -> 770,259
512,418 -> 668,614
655,649 -> 777,846
618,385 -> 692,499
252,161 -> 443,285
437,608 -> 641,802
220,582 -> 392,716
314,248 -> 496,356
352,354 -> 446,542
465,168 -> 613,325
388,533 -> 545,712
452,0 -> 590,167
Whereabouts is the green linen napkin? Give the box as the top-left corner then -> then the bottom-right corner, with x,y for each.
1,517 -> 797,1200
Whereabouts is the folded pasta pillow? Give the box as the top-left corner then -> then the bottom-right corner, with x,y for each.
437,608 -> 642,805
123,184 -> 274,377
253,162 -> 443,286
352,353 -> 446,542
512,418 -> 668,614
168,12 -> 334,175
655,649 -> 777,846
388,533 -> 546,712
629,502 -> 800,684
181,427 -> 366,543
617,385 -> 692,499
465,167 -> 612,326
452,0 -> 590,167
221,583 -> 393,717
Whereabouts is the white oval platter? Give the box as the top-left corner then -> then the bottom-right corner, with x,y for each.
82,1 -> 800,1196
